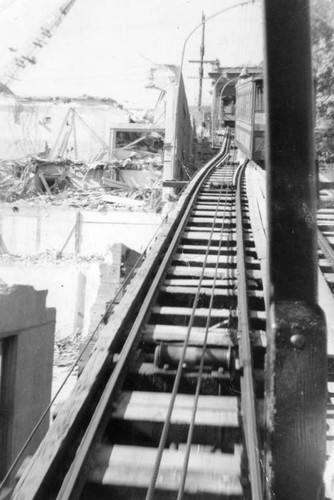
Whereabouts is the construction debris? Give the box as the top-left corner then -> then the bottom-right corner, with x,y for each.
0,153 -> 163,210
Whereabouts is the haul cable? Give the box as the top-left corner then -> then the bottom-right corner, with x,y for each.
176,176 -> 234,500
55,148 -> 231,500
146,156 -> 233,500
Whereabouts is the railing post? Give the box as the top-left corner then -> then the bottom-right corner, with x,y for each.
263,0 -> 327,498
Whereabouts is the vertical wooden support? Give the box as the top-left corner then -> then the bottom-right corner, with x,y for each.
72,109 -> 78,159
74,211 -> 82,256
263,1 -> 327,498
73,271 -> 86,334
163,82 -> 177,201
108,128 -> 117,161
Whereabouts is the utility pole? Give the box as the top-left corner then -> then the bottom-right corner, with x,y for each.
188,13 -> 210,110
189,13 -> 218,110
198,12 -> 205,110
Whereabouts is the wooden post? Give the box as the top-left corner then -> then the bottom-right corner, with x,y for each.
263,0 -> 327,498
75,212 -> 82,256
108,128 -> 117,161
73,272 -> 86,335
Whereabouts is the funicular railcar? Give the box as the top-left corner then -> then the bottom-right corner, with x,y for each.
235,76 -> 265,164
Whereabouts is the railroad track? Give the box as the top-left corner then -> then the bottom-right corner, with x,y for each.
317,206 -> 334,497
318,208 -> 334,295
12,143 -> 266,500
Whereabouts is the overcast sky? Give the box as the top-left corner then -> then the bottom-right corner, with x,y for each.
0,0 -> 263,108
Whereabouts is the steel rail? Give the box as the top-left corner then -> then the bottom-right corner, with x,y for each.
235,160 -> 263,499
176,177 -> 234,500
145,154 -> 233,500
55,145 -> 231,499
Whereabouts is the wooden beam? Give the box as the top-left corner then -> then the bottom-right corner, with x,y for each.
111,391 -> 239,427
88,445 -> 242,496
38,171 -> 52,195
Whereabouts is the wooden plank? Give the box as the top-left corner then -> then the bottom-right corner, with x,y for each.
173,252 -> 256,264
160,285 -> 263,298
142,324 -> 233,345
160,285 -> 232,296
192,205 -> 236,211
38,171 -> 52,195
323,273 -> 334,284
245,162 -> 268,305
88,445 -> 242,495
151,305 -> 266,320
182,231 -> 253,241
197,195 -> 235,200
318,209 -> 334,214
59,223 -> 76,254
163,180 -> 188,188
188,216 -> 236,223
191,210 -> 236,217
317,217 -> 334,222
102,194 -> 146,207
111,391 -> 239,427
319,258 -> 334,267
142,324 -> 266,347
168,266 -> 262,279
185,226 -> 237,233
163,278 -> 237,287
102,178 -> 130,190
178,244 -> 237,252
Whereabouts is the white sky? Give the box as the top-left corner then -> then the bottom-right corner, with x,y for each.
0,0 -> 263,108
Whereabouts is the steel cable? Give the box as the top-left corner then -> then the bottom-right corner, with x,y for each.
177,170 -> 235,499
145,157 -> 232,500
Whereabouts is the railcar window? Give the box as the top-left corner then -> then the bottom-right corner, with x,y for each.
255,83 -> 264,112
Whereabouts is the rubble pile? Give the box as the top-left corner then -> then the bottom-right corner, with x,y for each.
0,250 -> 104,265
0,153 -> 163,210
54,332 -> 80,368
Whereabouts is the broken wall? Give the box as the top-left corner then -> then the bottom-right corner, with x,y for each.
0,95 -> 130,162
0,283 -> 55,482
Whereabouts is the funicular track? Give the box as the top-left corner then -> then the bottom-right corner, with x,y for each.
317,208 -> 334,484
13,141 -> 265,500
318,210 -> 334,295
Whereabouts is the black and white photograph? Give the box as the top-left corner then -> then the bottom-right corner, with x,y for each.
0,1 -> 333,499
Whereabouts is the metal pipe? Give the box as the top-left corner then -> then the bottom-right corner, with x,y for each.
154,344 -> 234,370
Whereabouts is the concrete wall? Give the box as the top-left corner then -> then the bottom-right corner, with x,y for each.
0,283 -> 55,482
0,207 -> 161,340
0,206 -> 162,256
0,263 -> 100,340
